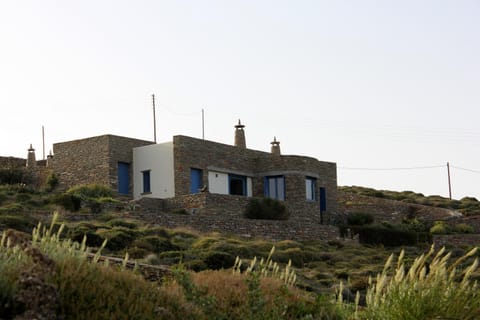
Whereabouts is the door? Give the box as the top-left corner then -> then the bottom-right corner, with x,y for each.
117,162 -> 130,195
190,168 -> 203,193
319,187 -> 326,224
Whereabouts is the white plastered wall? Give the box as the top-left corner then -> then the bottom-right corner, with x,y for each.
208,171 -> 228,194
133,142 -> 174,199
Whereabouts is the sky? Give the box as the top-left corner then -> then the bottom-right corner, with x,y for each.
1,1 -> 479,200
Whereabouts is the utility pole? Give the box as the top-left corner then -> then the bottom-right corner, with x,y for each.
447,162 -> 452,200
152,94 -> 157,143
202,108 -> 205,140
42,125 -> 45,160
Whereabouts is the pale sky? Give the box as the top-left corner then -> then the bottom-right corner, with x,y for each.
1,1 -> 479,200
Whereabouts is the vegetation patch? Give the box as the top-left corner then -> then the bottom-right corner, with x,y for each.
244,198 -> 289,220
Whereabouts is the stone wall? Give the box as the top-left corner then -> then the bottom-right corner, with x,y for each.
337,191 -> 459,224
52,135 -> 152,193
0,156 -> 26,168
172,135 -> 337,223
134,193 -> 340,241
433,234 -> 480,248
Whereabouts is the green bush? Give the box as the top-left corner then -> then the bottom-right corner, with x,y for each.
430,221 -> 450,234
44,173 -> 59,192
244,198 -> 289,220
15,193 -> 31,203
0,203 -> 23,214
202,251 -> 235,270
453,223 -> 474,234
67,184 -> 113,200
96,227 -> 138,251
133,235 -> 178,253
354,225 -> 431,246
346,212 -> 374,226
0,168 -> 29,185
0,215 -> 36,233
51,193 -> 81,212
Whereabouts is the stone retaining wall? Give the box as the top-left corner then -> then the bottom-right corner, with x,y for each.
337,191 -> 459,224
433,234 -> 480,248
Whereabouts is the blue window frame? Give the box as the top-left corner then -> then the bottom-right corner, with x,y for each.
229,174 -> 247,196
306,177 -> 316,201
264,175 -> 285,201
142,170 -> 151,194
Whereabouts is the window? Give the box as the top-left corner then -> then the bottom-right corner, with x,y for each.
229,174 -> 247,196
306,177 -> 316,201
142,170 -> 151,194
264,176 -> 285,201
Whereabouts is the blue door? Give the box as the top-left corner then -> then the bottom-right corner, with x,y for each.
190,168 -> 202,193
117,162 -> 130,195
319,187 -> 326,224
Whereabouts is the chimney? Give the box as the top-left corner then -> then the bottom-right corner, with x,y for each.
234,119 -> 246,148
46,150 -> 54,167
270,137 -> 281,156
26,144 -> 37,167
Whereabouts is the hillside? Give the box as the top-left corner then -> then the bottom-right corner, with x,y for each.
340,185 -> 480,216
1,184 -> 480,318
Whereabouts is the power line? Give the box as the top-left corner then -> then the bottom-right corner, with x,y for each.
451,165 -> 480,175
338,165 -> 445,171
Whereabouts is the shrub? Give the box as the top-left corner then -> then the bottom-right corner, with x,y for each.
202,251 -> 235,270
96,227 -> 138,251
353,225 -> 431,246
244,198 -> 289,220
430,221 -> 450,234
346,212 -> 374,226
66,184 -> 113,199
453,223 -> 474,234
44,173 -> 59,192
133,236 -> 178,253
0,203 -> 24,214
0,215 -> 37,233
0,168 -> 29,185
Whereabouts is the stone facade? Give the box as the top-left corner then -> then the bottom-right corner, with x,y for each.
172,135 -> 337,223
51,135 -> 153,192
0,156 -> 27,168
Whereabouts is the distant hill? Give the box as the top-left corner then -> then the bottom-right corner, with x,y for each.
339,186 -> 480,216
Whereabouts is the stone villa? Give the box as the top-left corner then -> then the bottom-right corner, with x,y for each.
2,121 -> 338,234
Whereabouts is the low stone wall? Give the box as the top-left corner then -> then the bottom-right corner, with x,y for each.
130,193 -> 340,241
337,191 -> 459,224
433,234 -> 480,248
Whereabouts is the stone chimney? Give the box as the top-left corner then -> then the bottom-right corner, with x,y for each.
46,150 -> 54,167
234,119 -> 246,148
270,137 -> 281,156
26,144 -> 37,167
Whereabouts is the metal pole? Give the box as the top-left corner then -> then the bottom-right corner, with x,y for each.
42,126 -> 45,160
202,108 -> 205,140
447,162 -> 452,200
152,94 -> 157,143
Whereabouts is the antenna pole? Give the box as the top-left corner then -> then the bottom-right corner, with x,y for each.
447,162 -> 452,200
202,108 -> 205,140
152,94 -> 157,143
42,125 -> 45,160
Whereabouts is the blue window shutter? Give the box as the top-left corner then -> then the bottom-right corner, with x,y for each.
143,171 -> 151,193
